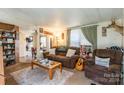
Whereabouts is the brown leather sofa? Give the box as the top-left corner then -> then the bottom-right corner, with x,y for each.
43,47 -> 80,69
84,49 -> 123,85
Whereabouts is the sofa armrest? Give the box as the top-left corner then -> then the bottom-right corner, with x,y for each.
71,55 -> 79,59
43,51 -> 49,58
108,64 -> 121,73
69,55 -> 80,68
71,55 -> 80,62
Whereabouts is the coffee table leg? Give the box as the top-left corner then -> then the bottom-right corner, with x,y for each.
60,64 -> 62,73
49,69 -> 53,80
31,62 -> 33,69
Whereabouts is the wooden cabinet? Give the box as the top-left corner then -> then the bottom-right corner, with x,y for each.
0,47 -> 5,85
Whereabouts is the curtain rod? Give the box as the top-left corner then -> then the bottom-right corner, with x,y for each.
69,23 -> 98,30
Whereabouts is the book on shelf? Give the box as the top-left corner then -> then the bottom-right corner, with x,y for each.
7,39 -> 14,43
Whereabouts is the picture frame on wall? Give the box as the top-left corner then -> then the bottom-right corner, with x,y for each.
102,27 -> 107,37
39,28 -> 43,33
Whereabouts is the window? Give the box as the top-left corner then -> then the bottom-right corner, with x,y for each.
40,36 -> 47,48
70,28 -> 91,47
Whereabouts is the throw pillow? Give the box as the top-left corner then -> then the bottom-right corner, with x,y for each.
66,49 -> 76,57
49,48 -> 56,55
37,51 -> 43,59
57,46 -> 67,52
95,56 -> 110,68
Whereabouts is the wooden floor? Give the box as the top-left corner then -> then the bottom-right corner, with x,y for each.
5,63 -> 30,85
5,56 -> 32,85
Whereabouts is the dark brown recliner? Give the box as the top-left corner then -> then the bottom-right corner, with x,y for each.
84,49 -> 123,85
43,47 -> 80,69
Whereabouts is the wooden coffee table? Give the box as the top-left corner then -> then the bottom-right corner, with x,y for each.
31,60 -> 62,80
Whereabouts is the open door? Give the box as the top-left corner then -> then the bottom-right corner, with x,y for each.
0,47 -> 5,85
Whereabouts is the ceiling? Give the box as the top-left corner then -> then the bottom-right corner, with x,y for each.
0,8 -> 123,30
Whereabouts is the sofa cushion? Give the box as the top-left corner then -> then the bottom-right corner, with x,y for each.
114,51 -> 123,65
69,47 -> 80,55
95,56 -> 110,68
54,55 -> 70,62
66,49 -> 76,57
85,64 -> 108,72
56,46 -> 67,52
85,64 -> 109,78
93,49 -> 123,65
49,48 -> 56,55
94,49 -> 114,64
56,46 -> 67,55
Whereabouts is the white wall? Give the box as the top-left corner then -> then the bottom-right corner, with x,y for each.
97,20 -> 123,49
19,30 -> 26,57
19,28 -> 34,57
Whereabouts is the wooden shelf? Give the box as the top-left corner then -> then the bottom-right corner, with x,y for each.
4,53 -> 15,56
3,53 -> 15,56
4,48 -> 15,50
4,31 -> 16,34
6,59 -> 15,61
0,30 -> 16,66
1,36 -> 15,39
2,42 -> 15,44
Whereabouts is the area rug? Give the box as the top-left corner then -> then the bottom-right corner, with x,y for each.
10,67 -> 74,85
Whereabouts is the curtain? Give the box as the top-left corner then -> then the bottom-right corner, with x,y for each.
66,28 -> 71,47
81,25 -> 97,49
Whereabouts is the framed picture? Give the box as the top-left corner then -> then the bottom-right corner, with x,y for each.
102,27 -> 107,37
39,28 -> 43,33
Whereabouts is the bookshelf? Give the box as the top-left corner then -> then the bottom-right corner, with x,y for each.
0,22 -> 19,66
0,31 -> 16,66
